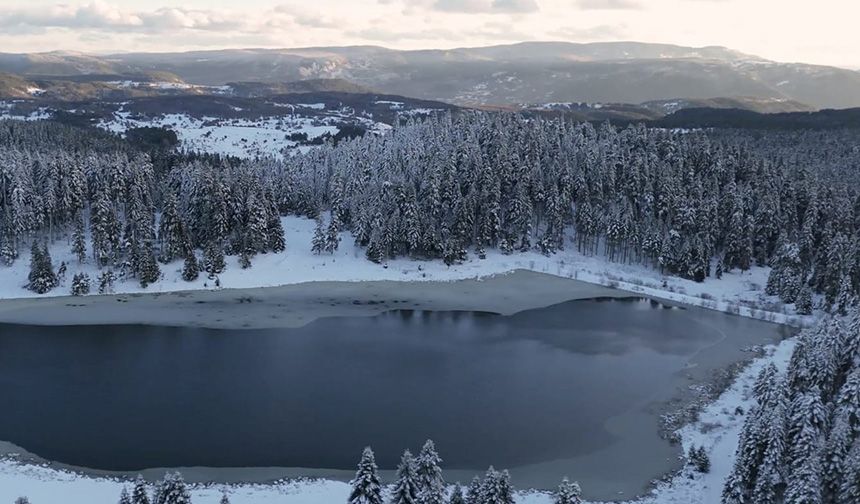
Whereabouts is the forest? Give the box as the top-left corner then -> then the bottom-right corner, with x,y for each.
1,115 -> 860,314
723,309 -> 860,503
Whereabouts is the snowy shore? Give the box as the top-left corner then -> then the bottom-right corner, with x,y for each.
0,216 -> 810,328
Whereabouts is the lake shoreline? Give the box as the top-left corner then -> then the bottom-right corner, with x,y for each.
0,271 -> 631,330
0,272 -> 796,502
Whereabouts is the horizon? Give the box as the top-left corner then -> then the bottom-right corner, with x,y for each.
0,0 -> 858,69
4,40 -> 858,72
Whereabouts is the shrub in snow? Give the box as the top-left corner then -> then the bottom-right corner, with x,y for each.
70,273 -> 91,296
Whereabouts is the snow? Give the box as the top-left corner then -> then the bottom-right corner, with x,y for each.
0,216 -> 807,328
26,87 -> 46,96
297,103 -> 326,110
98,112 -> 340,158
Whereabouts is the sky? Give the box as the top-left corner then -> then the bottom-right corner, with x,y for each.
0,0 -> 857,69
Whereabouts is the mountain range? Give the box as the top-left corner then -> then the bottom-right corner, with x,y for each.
1,42 -> 859,109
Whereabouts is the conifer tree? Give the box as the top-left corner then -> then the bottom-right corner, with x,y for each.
391,450 -> 419,504
71,273 -> 90,296
448,485 -> 465,504
132,475 -> 150,504
417,440 -> 445,504
349,447 -> 383,504
119,487 -> 132,504
554,477 -> 582,504
312,213 -> 326,255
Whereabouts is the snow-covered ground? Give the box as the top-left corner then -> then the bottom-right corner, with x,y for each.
97,108 -> 362,158
0,216 -> 805,326
0,337 -> 797,504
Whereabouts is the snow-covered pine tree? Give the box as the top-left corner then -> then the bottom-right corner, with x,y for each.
204,241 -> 226,278
448,484 -> 465,504
417,440 -> 445,504
325,211 -> 341,254
119,487 -> 133,504
155,472 -> 192,504
464,476 -> 482,504
312,213 -> 326,255
98,269 -> 116,295
182,252 -> 199,282
71,273 -> 90,296
349,447 -> 383,504
131,475 -> 150,504
72,212 -> 87,263
553,477 -> 582,504
796,284 -> 814,315
391,450 -> 420,504
27,242 -> 56,294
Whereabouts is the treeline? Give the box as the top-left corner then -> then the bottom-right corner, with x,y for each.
349,440 -> 582,504
2,116 -> 860,310
722,310 -> 860,503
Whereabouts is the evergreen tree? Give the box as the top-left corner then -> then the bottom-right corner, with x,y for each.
119,487 -> 133,504
312,213 -> 327,255
132,475 -> 150,504
71,273 -> 91,296
325,212 -> 341,254
448,485 -> 465,504
391,450 -> 420,504
417,440 -> 445,504
554,477 -> 582,504
98,269 -> 116,295
204,241 -> 226,278
72,213 -> 87,263
796,284 -> 814,315
182,252 -> 200,282
464,477 -> 482,504
349,447 -> 383,504
27,242 -> 56,294
155,472 -> 191,504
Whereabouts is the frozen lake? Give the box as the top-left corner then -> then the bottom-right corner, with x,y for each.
0,296 -> 789,499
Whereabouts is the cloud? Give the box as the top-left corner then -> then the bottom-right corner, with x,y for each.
0,1 -> 245,33
575,0 -> 641,9
432,0 -> 539,14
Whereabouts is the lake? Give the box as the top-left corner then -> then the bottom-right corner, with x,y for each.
0,296 -> 788,499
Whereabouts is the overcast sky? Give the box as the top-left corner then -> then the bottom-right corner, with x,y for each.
0,0 -> 857,68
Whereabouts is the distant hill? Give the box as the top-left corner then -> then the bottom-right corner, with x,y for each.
2,42 -> 860,109
653,107 -> 860,130
0,73 -> 380,102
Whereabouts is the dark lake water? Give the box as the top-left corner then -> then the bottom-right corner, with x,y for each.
0,297 -> 787,495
